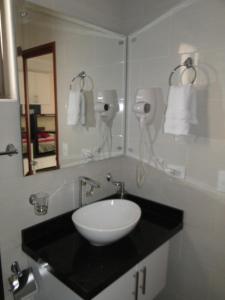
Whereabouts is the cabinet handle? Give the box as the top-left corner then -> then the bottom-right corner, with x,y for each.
133,271 -> 139,300
140,266 -> 147,295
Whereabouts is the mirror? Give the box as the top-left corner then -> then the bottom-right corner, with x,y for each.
15,1 -> 126,175
18,42 -> 59,175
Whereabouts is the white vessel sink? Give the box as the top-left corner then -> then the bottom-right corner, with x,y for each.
72,199 -> 141,246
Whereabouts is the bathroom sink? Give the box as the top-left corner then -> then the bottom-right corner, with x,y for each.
72,199 -> 141,246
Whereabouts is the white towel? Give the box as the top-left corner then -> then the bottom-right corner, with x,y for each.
164,84 -> 198,136
67,90 -> 86,126
80,91 -> 86,126
84,90 -> 96,129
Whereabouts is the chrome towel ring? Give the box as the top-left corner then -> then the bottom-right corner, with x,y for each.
169,57 -> 197,86
70,71 -> 94,90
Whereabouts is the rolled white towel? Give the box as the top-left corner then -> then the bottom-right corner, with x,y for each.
164,84 -> 198,136
80,91 -> 86,126
67,90 -> 81,126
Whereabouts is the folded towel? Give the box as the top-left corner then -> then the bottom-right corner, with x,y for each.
164,84 -> 198,136
84,90 -> 96,129
67,90 -> 80,126
80,91 -> 86,126
67,89 -> 87,126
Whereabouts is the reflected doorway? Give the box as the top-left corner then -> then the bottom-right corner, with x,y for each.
18,42 -> 59,175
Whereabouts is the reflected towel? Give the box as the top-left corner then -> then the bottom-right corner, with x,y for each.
67,90 -> 87,126
67,90 -> 80,126
80,91 -> 86,126
84,90 -> 96,129
164,84 -> 198,135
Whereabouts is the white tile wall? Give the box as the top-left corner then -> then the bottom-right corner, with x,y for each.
126,1 -> 225,298
127,0 -> 225,192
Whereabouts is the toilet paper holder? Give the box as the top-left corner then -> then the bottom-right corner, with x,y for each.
8,261 -> 37,300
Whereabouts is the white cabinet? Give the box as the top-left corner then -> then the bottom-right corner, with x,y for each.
93,242 -> 169,300
93,264 -> 139,300
139,241 -> 169,300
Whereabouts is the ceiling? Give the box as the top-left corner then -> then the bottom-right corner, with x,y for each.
28,0 -> 185,34
121,0 -> 185,34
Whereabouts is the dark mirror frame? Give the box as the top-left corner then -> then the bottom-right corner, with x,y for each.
19,42 -> 59,175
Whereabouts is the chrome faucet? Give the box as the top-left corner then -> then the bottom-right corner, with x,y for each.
79,176 -> 101,207
106,173 -> 125,199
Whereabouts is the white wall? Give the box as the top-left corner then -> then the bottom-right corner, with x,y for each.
126,0 -> 225,299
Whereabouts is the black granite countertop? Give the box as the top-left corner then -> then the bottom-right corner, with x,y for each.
22,194 -> 183,300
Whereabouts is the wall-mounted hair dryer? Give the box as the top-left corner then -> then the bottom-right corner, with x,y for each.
94,90 -> 119,155
95,90 -> 119,124
133,88 -> 157,128
133,88 -> 159,187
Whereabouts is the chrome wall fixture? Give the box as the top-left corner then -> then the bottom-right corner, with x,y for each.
29,192 -> 49,215
0,144 -> 18,156
70,71 -> 93,90
8,261 -> 37,300
106,172 -> 126,199
169,57 -> 197,86
79,176 -> 101,207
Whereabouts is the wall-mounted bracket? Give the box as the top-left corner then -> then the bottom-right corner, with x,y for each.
0,144 -> 18,156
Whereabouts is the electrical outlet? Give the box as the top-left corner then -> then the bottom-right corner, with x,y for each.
165,164 -> 186,179
217,170 -> 225,192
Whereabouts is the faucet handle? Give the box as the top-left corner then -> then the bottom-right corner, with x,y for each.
106,173 -> 125,198
8,262 -> 22,293
11,261 -> 22,278
106,172 -> 112,182
8,274 -> 19,293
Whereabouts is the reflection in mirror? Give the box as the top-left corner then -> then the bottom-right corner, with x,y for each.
15,1 -> 126,176
18,43 -> 59,175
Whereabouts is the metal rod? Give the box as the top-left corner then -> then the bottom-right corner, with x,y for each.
140,266 -> 147,295
133,271 -> 139,300
0,144 -> 18,156
169,57 -> 197,86
70,71 -> 94,90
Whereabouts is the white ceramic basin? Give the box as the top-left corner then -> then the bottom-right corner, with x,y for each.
72,199 -> 141,246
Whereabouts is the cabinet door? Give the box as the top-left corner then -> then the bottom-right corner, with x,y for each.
138,242 -> 169,300
93,265 -> 139,300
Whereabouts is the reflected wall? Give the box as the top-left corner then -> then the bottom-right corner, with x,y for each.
15,1 -> 126,173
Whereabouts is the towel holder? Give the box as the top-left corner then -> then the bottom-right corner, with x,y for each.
0,144 -> 18,156
70,71 -> 93,90
169,57 -> 197,86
